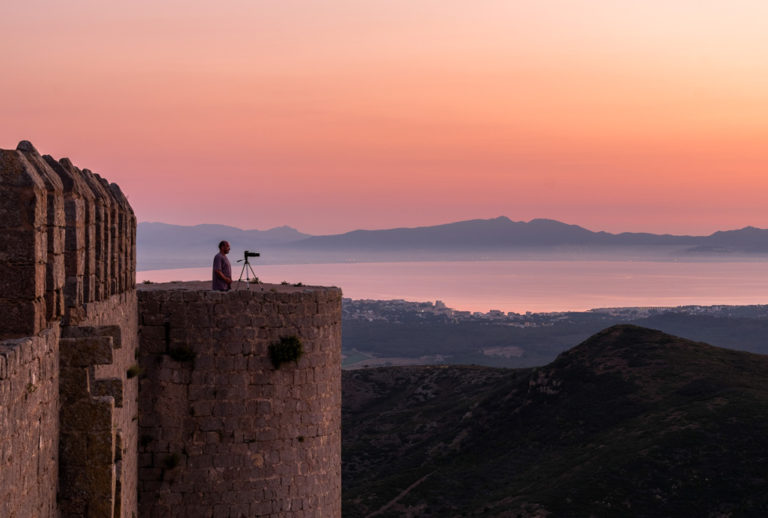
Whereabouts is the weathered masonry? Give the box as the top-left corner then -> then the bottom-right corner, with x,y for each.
138,282 -> 341,517
0,142 -> 342,517
1,141 -> 139,518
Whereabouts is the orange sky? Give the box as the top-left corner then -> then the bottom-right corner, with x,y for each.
2,1 -> 768,235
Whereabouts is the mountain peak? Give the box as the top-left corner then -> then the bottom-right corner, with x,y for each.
553,324 -> 703,369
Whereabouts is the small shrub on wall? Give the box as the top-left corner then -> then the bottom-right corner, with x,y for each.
269,336 -> 304,369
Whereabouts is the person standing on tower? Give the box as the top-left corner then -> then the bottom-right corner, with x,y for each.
212,240 -> 232,291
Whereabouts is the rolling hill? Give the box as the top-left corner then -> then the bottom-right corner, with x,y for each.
342,325 -> 768,517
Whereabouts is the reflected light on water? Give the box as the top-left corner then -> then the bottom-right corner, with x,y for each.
137,260 -> 768,314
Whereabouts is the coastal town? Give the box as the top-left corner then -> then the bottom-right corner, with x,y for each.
343,298 -> 768,326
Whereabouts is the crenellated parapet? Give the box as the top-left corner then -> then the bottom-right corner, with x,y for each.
0,141 -> 137,333
43,157 -> 97,313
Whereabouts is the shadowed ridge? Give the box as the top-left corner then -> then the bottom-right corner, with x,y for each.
342,325 -> 768,517
550,324 -> 697,373
538,324 -> 768,411
550,323 -> 768,388
557,323 -> 701,359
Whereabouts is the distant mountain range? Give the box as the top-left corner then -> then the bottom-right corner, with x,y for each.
137,222 -> 311,269
138,217 -> 768,269
289,216 -> 768,251
342,325 -> 768,516
139,222 -> 310,248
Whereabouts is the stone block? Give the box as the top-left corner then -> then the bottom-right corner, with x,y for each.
0,226 -> 43,265
87,429 -> 116,464
199,417 -> 224,432
184,303 -> 212,328
59,366 -> 90,402
141,312 -> 167,326
59,336 -> 113,367
0,299 -> 43,340
191,400 -> 214,417
188,384 -> 216,401
61,397 -> 114,433
140,336 -> 166,355
93,378 -> 124,408
214,356 -> 235,371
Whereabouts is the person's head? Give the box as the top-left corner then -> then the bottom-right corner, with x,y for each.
219,241 -> 230,254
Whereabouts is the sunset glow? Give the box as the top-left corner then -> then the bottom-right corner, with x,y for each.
3,1 -> 768,234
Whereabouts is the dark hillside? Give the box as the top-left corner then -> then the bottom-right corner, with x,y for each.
342,325 -> 768,517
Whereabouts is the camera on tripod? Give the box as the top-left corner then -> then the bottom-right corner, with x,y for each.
236,249 -> 261,289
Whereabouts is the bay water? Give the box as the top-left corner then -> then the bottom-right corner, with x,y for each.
137,259 -> 768,314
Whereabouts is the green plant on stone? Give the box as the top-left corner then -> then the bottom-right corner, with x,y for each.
269,336 -> 304,369
126,364 -> 143,378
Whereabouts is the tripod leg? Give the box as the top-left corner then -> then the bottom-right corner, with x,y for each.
238,260 -> 251,290
247,263 -> 258,284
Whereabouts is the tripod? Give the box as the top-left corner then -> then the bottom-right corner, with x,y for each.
236,255 -> 259,290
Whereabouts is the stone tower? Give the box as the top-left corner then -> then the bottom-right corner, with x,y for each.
0,142 -> 342,517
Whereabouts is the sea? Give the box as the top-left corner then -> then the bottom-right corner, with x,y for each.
137,259 -> 768,314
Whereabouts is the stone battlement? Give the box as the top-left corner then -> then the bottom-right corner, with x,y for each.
0,143 -> 342,517
0,140 -> 136,338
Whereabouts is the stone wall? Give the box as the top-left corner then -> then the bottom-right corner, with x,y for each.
0,327 -> 60,518
1,141 -> 139,517
138,282 -> 342,517
58,292 -> 139,518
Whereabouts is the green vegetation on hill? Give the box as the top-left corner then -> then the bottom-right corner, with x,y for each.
342,325 -> 768,517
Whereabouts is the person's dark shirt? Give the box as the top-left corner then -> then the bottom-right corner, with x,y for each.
212,252 -> 231,291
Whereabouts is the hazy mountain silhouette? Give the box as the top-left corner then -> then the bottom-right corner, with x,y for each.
342,325 -> 768,517
137,217 -> 768,269
295,217 -> 614,248
686,226 -> 768,253
286,216 -> 767,252
140,222 -> 308,246
137,222 -> 310,269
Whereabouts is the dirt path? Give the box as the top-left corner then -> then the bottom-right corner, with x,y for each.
365,471 -> 434,518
